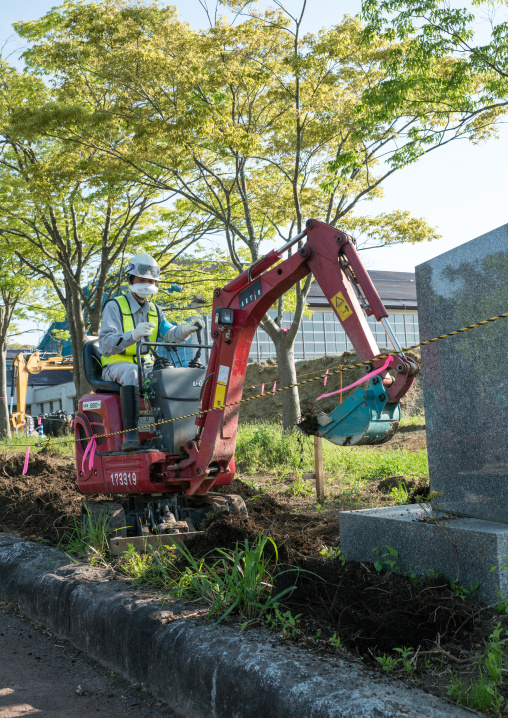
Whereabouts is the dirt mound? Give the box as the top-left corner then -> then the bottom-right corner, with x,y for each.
240,350 -> 423,424
0,452 -> 80,543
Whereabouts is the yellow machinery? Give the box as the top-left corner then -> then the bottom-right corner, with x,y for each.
10,352 -> 74,432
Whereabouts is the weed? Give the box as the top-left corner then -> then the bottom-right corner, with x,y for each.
59,508 -> 112,565
389,480 -> 410,506
373,545 -> 400,574
449,581 -> 480,599
447,622 -> 507,714
393,646 -> 416,675
117,544 -> 153,579
285,476 -> 313,497
167,535 -> 304,624
329,633 -> 342,649
320,545 -> 346,565
376,654 -> 398,672
265,604 -> 301,639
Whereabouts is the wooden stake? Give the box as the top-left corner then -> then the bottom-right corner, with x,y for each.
314,435 -> 324,503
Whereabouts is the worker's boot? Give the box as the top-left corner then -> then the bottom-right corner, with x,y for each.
120,385 -> 140,452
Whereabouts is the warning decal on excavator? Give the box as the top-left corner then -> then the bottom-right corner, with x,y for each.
331,291 -> 353,321
213,383 -> 227,409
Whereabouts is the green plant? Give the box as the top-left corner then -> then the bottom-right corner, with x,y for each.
447,623 -> 507,714
320,545 -> 346,565
376,654 -> 398,672
447,673 -> 468,704
166,535 -> 304,624
59,508 -> 114,564
117,544 -> 154,579
449,581 -> 480,599
265,604 -> 301,639
393,646 -> 416,675
329,633 -> 342,649
389,480 -> 410,506
285,475 -> 313,497
373,545 -> 400,574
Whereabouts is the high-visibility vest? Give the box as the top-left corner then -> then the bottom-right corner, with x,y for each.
101,295 -> 159,366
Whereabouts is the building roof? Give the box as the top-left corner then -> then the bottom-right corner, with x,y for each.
307,270 -> 417,310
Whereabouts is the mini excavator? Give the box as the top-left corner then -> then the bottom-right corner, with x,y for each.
75,218 -> 418,538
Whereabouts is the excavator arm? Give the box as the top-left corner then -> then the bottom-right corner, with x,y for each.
184,218 -> 418,490
9,352 -> 73,431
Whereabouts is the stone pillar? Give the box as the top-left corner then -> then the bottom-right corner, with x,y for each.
339,225 -> 508,604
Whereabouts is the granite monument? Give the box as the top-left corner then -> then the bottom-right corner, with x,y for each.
340,224 -> 508,604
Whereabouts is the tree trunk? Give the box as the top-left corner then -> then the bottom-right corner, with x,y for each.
0,342 -> 11,438
273,332 -> 300,430
64,289 -> 92,400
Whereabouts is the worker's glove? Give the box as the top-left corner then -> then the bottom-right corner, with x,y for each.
132,322 -> 155,341
182,317 -> 206,337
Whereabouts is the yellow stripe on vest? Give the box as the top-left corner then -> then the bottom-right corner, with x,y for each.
101,295 -> 159,366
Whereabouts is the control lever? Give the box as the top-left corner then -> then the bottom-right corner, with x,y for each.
188,321 -> 204,368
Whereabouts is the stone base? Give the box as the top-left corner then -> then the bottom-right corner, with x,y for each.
339,505 -> 508,604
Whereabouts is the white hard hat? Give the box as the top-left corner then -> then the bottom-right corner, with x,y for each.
126,253 -> 160,280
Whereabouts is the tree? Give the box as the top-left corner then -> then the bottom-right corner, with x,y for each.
0,62 -> 221,398
14,0 -> 448,427
358,0 -> 508,170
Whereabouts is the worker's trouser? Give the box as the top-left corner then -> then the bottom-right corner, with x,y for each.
102,362 -> 153,387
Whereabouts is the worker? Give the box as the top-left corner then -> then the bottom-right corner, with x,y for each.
99,253 -> 205,451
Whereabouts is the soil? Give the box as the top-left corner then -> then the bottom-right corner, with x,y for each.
240,349 -> 423,425
0,452 -> 81,543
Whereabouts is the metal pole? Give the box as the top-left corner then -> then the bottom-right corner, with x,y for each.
276,228 -> 307,255
381,317 -> 403,354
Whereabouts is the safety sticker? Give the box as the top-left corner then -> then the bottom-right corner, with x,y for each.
331,291 -> 353,321
218,365 -> 230,383
213,383 -> 227,409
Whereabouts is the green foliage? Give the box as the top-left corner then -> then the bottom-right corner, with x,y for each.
376,654 -> 398,672
165,535 -> 302,624
449,581 -> 480,599
235,423 -> 428,481
320,546 -> 346,565
377,646 -> 415,675
389,480 -> 411,505
373,545 -> 400,574
329,633 -> 343,649
264,604 -> 302,639
447,623 -> 508,714
59,508 -> 111,565
361,0 -> 508,170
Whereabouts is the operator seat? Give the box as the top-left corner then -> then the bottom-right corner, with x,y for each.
82,338 -> 121,392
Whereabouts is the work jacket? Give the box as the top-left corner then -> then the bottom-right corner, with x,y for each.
98,290 -> 185,365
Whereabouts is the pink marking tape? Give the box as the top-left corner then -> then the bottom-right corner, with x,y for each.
70,419 -> 73,428
81,437 -> 97,474
22,445 -> 30,476
324,369 -> 329,386
272,381 -> 277,392
38,417 -> 41,425
261,383 -> 265,395
317,356 -> 393,401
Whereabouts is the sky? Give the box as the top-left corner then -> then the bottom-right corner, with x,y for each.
2,0 -> 507,343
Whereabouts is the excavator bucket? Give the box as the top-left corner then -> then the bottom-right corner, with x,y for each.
298,377 -> 400,446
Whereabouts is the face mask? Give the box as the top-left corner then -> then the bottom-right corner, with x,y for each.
132,283 -> 158,298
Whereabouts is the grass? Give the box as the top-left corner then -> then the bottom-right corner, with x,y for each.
235,422 -> 428,482
117,534 -> 304,625
0,433 -> 74,457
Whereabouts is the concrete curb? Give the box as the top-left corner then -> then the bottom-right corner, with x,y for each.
0,533 -> 469,718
